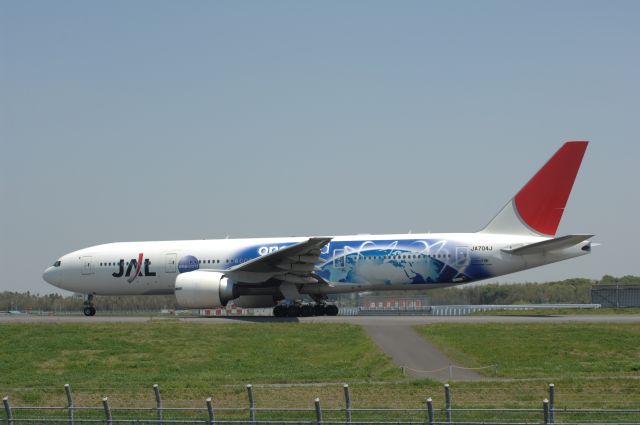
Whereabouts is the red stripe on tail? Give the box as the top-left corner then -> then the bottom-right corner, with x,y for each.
514,141 -> 588,236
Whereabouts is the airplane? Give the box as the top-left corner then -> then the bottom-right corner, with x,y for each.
43,141 -> 593,317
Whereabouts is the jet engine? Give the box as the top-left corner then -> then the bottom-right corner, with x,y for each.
174,271 -> 235,308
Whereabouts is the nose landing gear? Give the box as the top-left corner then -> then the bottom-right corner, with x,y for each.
83,294 -> 97,316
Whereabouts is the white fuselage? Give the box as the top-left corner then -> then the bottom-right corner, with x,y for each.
43,232 -> 590,298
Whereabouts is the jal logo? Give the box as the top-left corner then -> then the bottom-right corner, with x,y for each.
112,253 -> 156,283
178,255 -> 199,273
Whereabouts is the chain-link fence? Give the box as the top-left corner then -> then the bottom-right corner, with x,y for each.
3,382 -> 639,424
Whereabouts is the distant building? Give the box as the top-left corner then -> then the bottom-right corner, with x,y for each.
591,284 -> 640,307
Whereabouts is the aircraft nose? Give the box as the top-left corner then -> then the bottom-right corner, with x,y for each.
43,266 -> 62,287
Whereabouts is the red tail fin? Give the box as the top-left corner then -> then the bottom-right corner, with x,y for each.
514,141 -> 588,235
481,141 -> 588,236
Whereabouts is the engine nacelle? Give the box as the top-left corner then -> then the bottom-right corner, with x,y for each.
232,295 -> 278,308
174,271 -> 235,308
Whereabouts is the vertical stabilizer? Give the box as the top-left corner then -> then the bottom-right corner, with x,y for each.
480,141 -> 588,236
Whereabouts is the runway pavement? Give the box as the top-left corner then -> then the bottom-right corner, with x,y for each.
2,313 -> 639,324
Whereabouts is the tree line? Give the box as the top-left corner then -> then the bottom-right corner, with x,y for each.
1,275 -> 638,312
0,292 -> 177,312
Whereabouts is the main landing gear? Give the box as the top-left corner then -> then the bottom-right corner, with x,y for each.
83,294 -> 96,317
273,303 -> 339,318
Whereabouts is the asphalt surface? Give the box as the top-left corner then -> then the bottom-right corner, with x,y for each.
360,322 -> 485,380
2,314 -> 638,324
3,314 -> 638,382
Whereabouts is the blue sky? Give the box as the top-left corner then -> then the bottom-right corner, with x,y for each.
1,1 -> 639,293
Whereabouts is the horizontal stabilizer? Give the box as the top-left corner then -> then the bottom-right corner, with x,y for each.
502,234 -> 594,255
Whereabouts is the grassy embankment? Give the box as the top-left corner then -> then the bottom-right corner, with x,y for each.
471,307 -> 640,315
1,322 -> 639,422
0,323 -> 398,404
414,323 -> 640,379
413,323 -> 640,419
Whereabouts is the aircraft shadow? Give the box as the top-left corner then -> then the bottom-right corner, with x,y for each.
188,316 -> 301,323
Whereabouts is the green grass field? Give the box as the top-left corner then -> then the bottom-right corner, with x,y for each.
0,322 -> 400,405
414,323 -> 640,379
411,323 -> 640,422
1,321 -> 639,417
471,307 -> 640,315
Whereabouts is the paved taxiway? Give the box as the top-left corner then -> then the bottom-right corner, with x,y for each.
2,314 -> 639,324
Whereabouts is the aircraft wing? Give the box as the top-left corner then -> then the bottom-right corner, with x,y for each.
502,234 -> 594,255
225,237 -> 332,285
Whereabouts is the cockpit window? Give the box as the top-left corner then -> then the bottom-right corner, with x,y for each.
53,261 -> 61,267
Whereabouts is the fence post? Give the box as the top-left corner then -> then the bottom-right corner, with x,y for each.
64,384 -> 74,425
314,398 -> 322,425
548,384 -> 555,424
153,384 -> 163,425
543,398 -> 549,424
247,384 -> 255,424
206,397 -> 215,425
102,397 -> 112,425
426,397 -> 434,425
343,384 -> 351,424
3,397 -> 13,425
444,384 -> 452,425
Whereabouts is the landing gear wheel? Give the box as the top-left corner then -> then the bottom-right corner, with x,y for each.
273,305 -> 287,317
82,294 -> 96,316
314,304 -> 326,316
325,304 -> 339,316
287,305 -> 300,317
300,304 -> 314,317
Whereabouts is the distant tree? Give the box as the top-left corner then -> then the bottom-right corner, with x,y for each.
0,292 -> 177,312
601,275 -> 640,285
